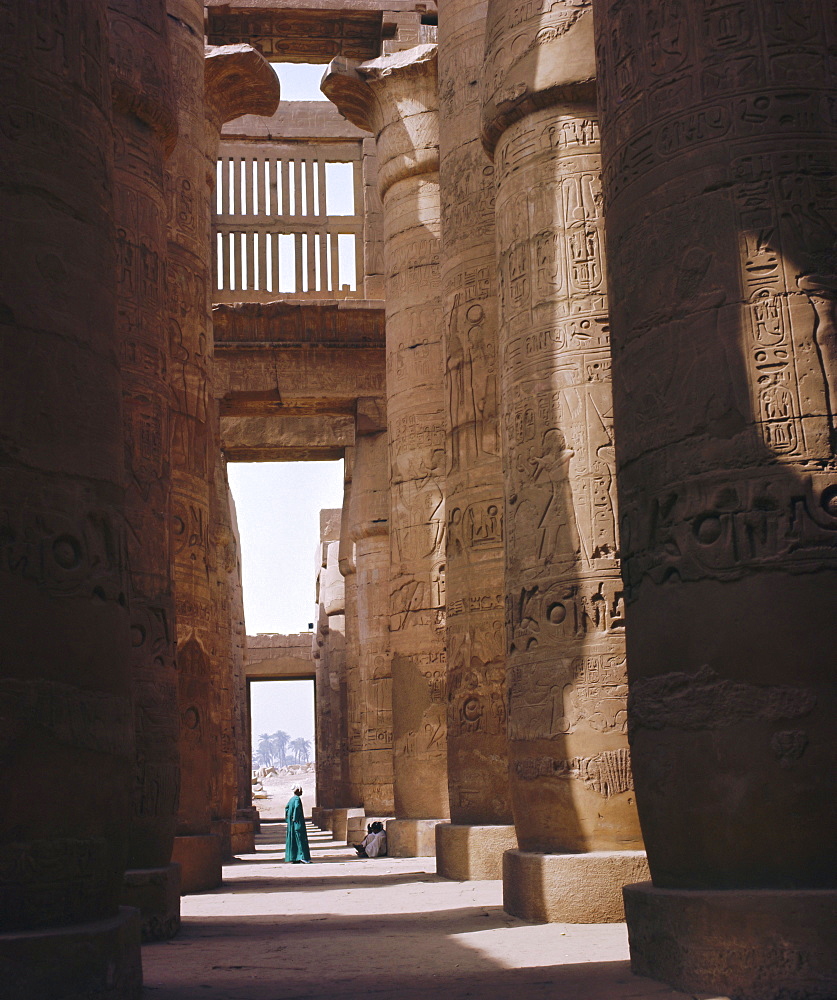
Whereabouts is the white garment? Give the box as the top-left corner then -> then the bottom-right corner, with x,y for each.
361,830 -> 387,858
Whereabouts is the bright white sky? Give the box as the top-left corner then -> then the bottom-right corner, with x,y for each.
229,461 -> 345,756
271,62 -> 329,101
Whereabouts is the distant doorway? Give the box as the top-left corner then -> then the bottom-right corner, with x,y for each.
250,678 -> 316,819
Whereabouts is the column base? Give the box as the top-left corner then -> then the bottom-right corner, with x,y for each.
237,807 -> 261,834
311,807 -> 322,827
436,824 -> 518,880
315,808 -> 333,831
0,906 -> 142,1000
171,834 -> 222,893
503,849 -> 649,922
211,818 -> 254,856
386,819 -> 448,857
347,815 -> 394,843
330,807 -> 366,842
624,882 -> 837,1000
121,863 -> 181,941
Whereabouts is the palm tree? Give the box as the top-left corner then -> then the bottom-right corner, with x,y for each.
289,736 -> 311,764
255,732 -> 273,768
271,729 -> 290,767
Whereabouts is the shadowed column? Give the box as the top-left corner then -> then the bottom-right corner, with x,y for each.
324,45 -> 450,857
0,2 -> 141,995
481,1 -> 647,921
109,0 -> 183,942
593,1 -> 837,995
435,0 -> 517,881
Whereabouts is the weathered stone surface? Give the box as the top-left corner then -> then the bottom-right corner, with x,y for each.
624,883 -> 837,1000
122,864 -> 181,943
436,0 -> 513,880
0,2 -> 136,977
482,3 -> 642,873
504,850 -> 649,923
108,0 -> 182,939
594,0 -> 837,992
171,834 -> 223,894
325,45 -> 450,836
435,824 -> 518,880
346,400 -> 395,815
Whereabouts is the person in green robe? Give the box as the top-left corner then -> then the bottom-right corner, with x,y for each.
284,786 -> 311,863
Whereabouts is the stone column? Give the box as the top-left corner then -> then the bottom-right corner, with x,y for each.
166,19 -> 279,891
108,0 -> 183,941
348,398 -> 395,817
481,2 -> 647,921
204,45 -> 279,864
593,1 -> 837,995
165,0 -> 221,893
324,45 -> 450,858
0,3 -> 141,997
435,0 -> 517,881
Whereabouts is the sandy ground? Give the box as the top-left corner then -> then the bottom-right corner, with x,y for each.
142,822 -> 730,1000
252,766 -> 317,820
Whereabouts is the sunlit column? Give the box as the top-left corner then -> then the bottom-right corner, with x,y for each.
324,45 -> 450,857
481,0 -> 646,920
435,0 -> 517,881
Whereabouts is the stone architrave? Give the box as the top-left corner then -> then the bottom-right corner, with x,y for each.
108,0 -> 183,941
593,1 -> 837,995
323,46 -> 450,858
0,3 -> 141,996
435,0 -> 516,881
348,398 -> 395,816
481,1 -> 647,921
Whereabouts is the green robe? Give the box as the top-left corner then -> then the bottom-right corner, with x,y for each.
284,794 -> 311,863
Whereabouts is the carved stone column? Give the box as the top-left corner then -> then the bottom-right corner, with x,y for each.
435,0 -> 516,881
481,2 -> 647,920
324,45 -> 450,858
348,398 -> 395,817
108,0 -> 183,942
166,4 -> 279,891
0,3 -> 141,996
594,1 -> 837,995
203,45 -> 279,864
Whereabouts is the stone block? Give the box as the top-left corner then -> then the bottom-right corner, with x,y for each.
624,882 -> 837,1000
436,824 -> 518,881
386,819 -> 447,858
121,864 -> 181,942
503,850 -> 649,923
346,815 -> 393,843
331,808 -> 366,842
0,907 -> 142,1000
171,835 -> 222,894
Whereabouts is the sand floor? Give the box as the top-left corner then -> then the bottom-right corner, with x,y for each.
142,821 -> 729,1000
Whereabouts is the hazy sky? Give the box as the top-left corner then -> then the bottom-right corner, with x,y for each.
271,63 -> 329,101
228,461 -> 345,756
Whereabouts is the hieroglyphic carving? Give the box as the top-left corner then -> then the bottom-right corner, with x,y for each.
484,0 -> 641,851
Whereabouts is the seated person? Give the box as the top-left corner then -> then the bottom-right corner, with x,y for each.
353,821 -> 387,858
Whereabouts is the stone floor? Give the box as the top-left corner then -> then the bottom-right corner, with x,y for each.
142,822 -> 729,1000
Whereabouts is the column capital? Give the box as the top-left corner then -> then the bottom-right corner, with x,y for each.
481,0 -> 596,157
323,44 -> 439,198
204,43 -> 281,135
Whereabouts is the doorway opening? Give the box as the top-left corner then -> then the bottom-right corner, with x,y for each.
250,677 -> 316,819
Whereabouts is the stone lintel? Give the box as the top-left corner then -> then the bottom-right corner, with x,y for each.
246,634 -> 316,679
204,43 -> 281,130
481,5 -> 596,157
223,101 -> 369,141
222,413 -> 355,461
624,882 -> 837,1000
355,396 -> 387,435
212,299 -> 386,346
503,850 -> 650,923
